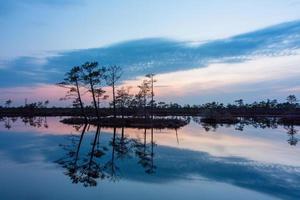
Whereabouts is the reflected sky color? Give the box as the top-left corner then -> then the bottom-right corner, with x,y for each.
0,117 -> 299,200
1,117 -> 299,166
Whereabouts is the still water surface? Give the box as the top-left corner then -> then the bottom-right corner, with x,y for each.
0,117 -> 299,200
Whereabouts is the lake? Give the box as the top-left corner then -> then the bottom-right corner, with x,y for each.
0,117 -> 299,200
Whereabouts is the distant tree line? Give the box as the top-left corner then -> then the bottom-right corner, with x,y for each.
0,61 -> 299,118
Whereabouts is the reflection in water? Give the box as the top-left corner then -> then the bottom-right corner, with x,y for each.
193,116 -> 299,146
0,116 -> 49,129
22,116 -> 49,128
114,127 -> 133,160
5,117 -> 12,129
1,117 -> 300,200
1,116 -> 299,148
285,124 -> 298,146
56,124 -> 107,187
105,127 -> 120,182
134,128 -> 156,174
0,117 -> 17,129
53,121 -> 300,199
56,124 -> 90,185
193,116 -> 279,132
56,124 -> 157,186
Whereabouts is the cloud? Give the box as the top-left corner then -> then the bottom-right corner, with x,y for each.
288,0 -> 300,6
1,20 -> 300,87
0,0 -> 82,16
116,53 -> 300,104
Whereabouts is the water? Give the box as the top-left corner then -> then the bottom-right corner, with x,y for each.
0,117 -> 299,200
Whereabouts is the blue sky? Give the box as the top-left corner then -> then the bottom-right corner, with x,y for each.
1,0 -> 300,105
1,0 -> 300,59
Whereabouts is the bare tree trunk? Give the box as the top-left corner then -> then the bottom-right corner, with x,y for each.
75,79 -> 88,123
121,103 -> 125,120
143,96 -> 147,120
89,80 -> 100,120
97,95 -> 100,110
151,76 -> 154,120
113,83 -> 116,118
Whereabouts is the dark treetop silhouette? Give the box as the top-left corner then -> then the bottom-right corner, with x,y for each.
1,61 -> 300,128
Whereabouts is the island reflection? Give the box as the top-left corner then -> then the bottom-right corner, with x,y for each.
0,117 -> 300,200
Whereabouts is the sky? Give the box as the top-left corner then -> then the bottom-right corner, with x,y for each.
1,0 -> 300,106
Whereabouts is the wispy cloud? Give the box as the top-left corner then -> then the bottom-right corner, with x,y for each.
0,0 -> 82,16
1,20 -> 300,87
118,53 -> 300,103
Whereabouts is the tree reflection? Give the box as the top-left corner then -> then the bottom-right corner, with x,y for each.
285,124 -> 298,146
193,116 -> 299,146
192,116 -> 218,132
0,116 -> 49,129
4,117 -> 12,129
175,128 -> 180,144
57,123 -> 88,184
21,116 -> 49,128
114,127 -> 134,159
57,124 -> 107,187
104,127 -> 120,182
134,127 -> 156,174
193,116 -> 281,132
56,124 -> 159,187
81,125 -> 106,187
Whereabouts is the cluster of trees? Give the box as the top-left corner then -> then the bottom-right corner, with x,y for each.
23,100 -> 50,109
1,99 -> 13,108
2,94 -> 298,112
0,99 -> 50,109
178,95 -> 299,110
230,95 -> 298,109
57,61 -> 299,119
58,62 -> 156,121
1,60 -> 298,119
